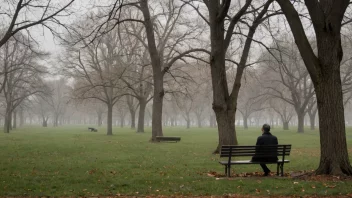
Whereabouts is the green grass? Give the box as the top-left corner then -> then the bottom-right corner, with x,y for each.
0,126 -> 352,196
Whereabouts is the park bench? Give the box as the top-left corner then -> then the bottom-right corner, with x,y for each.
219,144 -> 291,177
156,136 -> 181,142
88,127 -> 98,132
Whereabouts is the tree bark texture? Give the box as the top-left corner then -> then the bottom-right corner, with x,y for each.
140,0 -> 164,141
137,99 -> 147,133
277,0 -> 352,175
107,104 -> 113,135
297,111 -> 305,133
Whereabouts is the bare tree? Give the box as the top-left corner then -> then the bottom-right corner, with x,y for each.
238,74 -> 267,130
269,98 -> 294,130
62,31 -> 126,135
32,95 -> 51,127
0,35 -> 47,133
47,78 -> 70,127
0,0 -> 75,93
276,0 -> 352,175
307,97 -> 318,130
187,0 -> 275,152
261,38 -> 315,133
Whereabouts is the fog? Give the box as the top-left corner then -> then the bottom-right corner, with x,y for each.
1,1 -> 352,135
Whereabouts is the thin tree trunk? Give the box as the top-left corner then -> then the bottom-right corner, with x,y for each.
137,99 -> 146,133
209,114 -> 214,127
19,108 -> 24,126
283,121 -> 289,130
297,111 -> 305,133
171,118 -> 174,127
243,116 -> 248,129
13,110 -> 17,129
309,110 -> 317,130
98,113 -> 102,127
197,115 -> 202,128
42,118 -> 48,127
4,110 -> 11,133
186,118 -> 190,129
107,104 -> 113,135
120,115 -> 124,128
131,110 -> 136,129
9,110 -> 12,131
53,114 -> 59,127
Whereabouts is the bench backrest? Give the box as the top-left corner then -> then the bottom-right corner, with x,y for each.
220,145 -> 291,161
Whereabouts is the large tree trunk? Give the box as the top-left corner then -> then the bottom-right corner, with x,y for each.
140,0 -> 164,142
208,2 -> 239,153
213,110 -> 237,153
137,99 -> 146,133
150,75 -> 164,141
276,0 -> 352,175
107,104 -> 113,135
315,77 -> 352,175
314,35 -> 352,174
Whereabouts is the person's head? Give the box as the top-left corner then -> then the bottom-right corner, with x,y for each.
261,124 -> 271,133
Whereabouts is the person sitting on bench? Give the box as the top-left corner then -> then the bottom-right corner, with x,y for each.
251,124 -> 278,176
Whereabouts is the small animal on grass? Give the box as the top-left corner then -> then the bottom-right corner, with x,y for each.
88,127 -> 98,132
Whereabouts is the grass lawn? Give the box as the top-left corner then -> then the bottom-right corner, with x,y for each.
0,126 -> 352,197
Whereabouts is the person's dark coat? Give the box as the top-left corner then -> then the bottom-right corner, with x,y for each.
251,131 -> 278,162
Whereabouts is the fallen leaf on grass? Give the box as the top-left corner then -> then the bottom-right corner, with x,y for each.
325,185 -> 336,188
207,173 -> 215,177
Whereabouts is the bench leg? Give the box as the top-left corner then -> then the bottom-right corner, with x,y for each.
277,163 -> 280,176
227,165 -> 231,177
280,163 -> 284,176
224,166 -> 227,176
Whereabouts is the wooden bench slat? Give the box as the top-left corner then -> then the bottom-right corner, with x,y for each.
219,159 -> 290,165
222,145 -> 291,148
